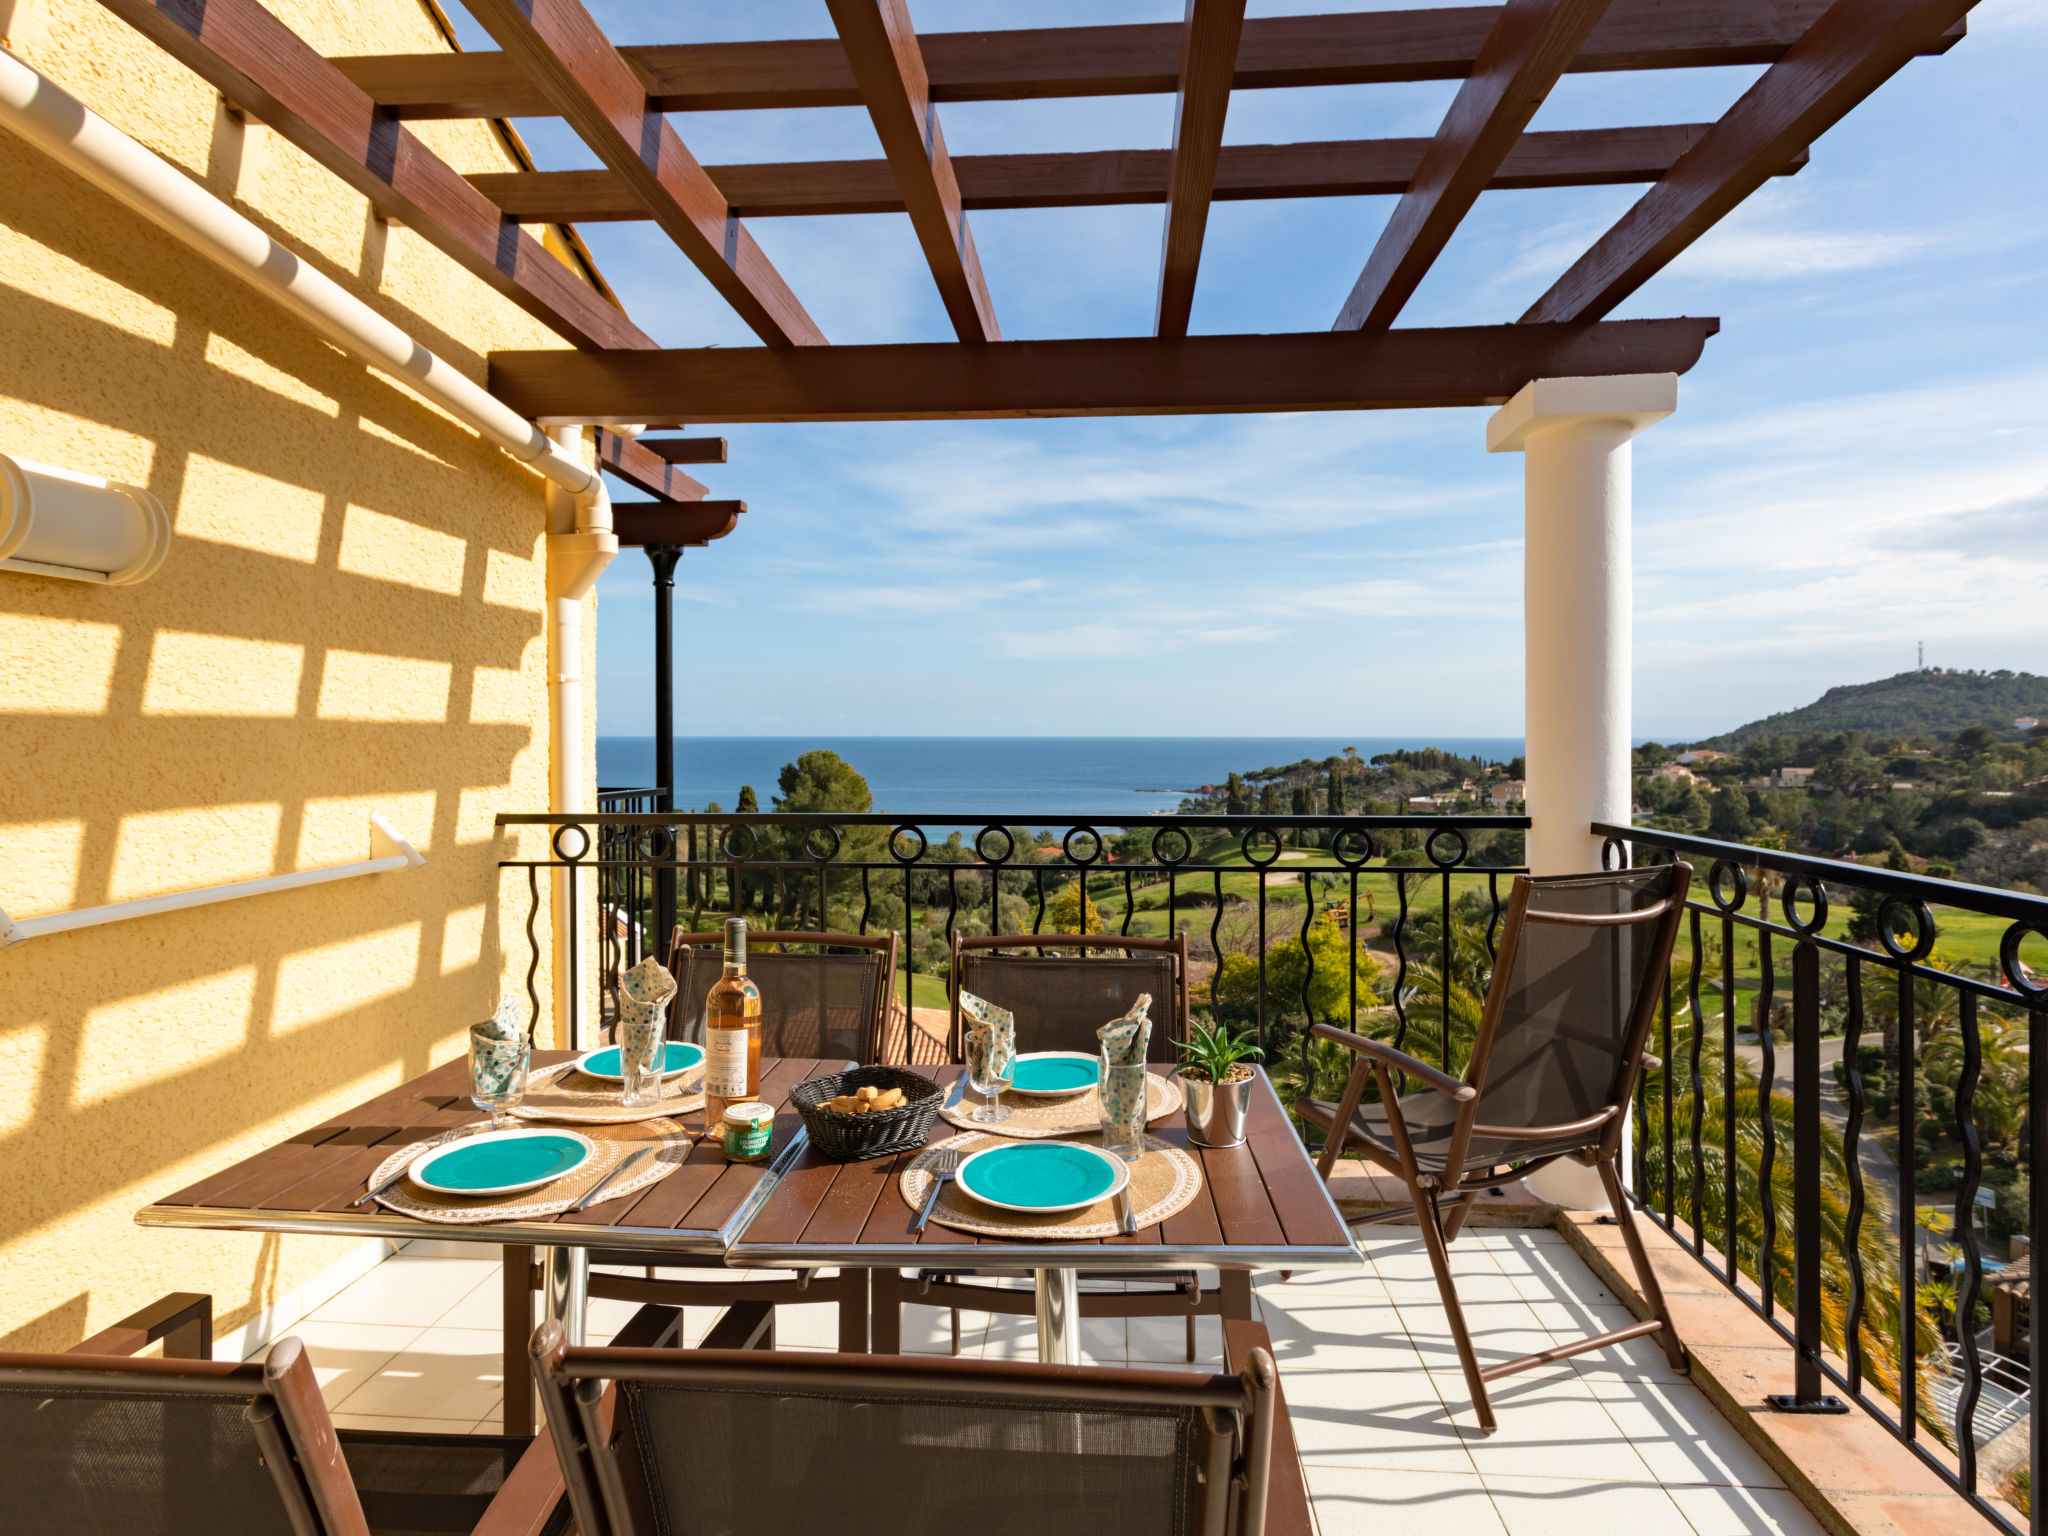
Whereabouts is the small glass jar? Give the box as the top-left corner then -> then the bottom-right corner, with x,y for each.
720,1101 -> 775,1163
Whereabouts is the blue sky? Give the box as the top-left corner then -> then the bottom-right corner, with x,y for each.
447,1 -> 2048,742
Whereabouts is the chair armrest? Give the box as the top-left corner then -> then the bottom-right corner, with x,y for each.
1220,1319 -> 1311,1536
1308,1023 -> 1475,1101
469,1426 -> 567,1536
71,1292 -> 212,1359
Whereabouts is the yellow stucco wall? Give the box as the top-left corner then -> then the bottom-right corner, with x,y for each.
0,0 -> 598,1351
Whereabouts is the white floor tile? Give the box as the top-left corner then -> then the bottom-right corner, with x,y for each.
1481,1474 -> 1698,1536
1663,1484 -> 1827,1535
434,1272 -> 506,1331
1257,1293 -> 1423,1373
1305,1467 -> 1507,1536
1451,1375 -> 1660,1485
1129,1313 -> 1225,1368
1583,1379 -> 1785,1489
898,1303 -> 988,1356
267,1319 -> 425,1410
310,1256 -> 504,1329
1284,1364 -> 1480,1475
336,1326 -> 504,1422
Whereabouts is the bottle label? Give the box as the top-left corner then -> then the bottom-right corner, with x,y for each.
706,1028 -> 750,1099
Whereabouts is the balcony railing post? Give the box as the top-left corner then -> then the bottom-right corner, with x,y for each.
647,545 -> 682,956
1766,933 -> 1846,1414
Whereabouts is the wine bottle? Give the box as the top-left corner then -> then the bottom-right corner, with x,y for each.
703,917 -> 761,1121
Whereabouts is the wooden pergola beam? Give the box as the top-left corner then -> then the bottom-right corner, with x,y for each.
1524,0 -> 1979,322
611,502 -> 745,547
640,437 -> 730,466
598,431 -> 710,502
463,0 -> 825,349
492,318 -> 1718,424
1335,0 -> 1613,332
94,0 -> 650,352
1156,0 -> 1248,337
469,125 -> 1791,222
824,0 -> 999,342
332,2 -> 1964,118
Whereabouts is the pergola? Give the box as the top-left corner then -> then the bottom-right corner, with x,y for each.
96,0 -> 1979,864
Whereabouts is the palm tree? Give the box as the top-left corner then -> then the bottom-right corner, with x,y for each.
1639,1027 -> 1950,1442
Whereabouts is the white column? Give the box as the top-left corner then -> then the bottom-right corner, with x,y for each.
1487,375 -> 1675,877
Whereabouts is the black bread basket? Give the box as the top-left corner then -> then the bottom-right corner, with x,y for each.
790,1067 -> 944,1162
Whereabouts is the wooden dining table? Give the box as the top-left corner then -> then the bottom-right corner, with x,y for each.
136,1051 -> 1360,1407
727,1062 -> 1363,1363
135,1050 -> 839,1433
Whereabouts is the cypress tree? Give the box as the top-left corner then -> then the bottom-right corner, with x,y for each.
1225,772 -> 1248,816
1327,767 -> 1345,816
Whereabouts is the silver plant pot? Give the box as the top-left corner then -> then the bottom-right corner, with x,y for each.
1179,1069 -> 1255,1149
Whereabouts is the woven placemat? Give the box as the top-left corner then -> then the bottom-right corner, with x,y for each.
899,1133 -> 1200,1240
507,1057 -> 705,1126
938,1070 -> 1183,1139
369,1118 -> 688,1223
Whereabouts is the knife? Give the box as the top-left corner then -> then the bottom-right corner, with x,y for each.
1116,1184 -> 1138,1237
352,1121 -> 491,1207
572,1149 -> 650,1212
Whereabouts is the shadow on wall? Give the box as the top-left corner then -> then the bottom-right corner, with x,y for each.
0,95 -> 557,1348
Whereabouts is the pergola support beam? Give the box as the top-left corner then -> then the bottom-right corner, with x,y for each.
1155,0 -> 1248,337
93,0 -> 650,352
1524,0 -> 1980,322
467,127 -> 1802,222
491,319 -> 1719,424
597,432 -> 710,503
826,0 -> 998,342
1336,0 -> 1613,331
332,3 -> 1966,118
464,0 -> 825,348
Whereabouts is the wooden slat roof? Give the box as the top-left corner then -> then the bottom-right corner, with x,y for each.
92,0 -> 1980,430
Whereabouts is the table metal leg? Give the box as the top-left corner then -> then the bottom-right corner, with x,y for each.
544,1245 -> 589,1345
502,1245 -> 534,1438
1035,1267 -> 1079,1365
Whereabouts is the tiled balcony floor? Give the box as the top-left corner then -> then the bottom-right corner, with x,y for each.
262,1227 -> 1820,1536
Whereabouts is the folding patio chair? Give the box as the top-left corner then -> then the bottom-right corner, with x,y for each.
1293,863 -> 1693,1432
529,1316 -> 1279,1536
0,1292 -> 567,1535
876,931 -> 1216,1360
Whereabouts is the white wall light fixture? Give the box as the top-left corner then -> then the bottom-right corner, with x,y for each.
0,453 -> 171,584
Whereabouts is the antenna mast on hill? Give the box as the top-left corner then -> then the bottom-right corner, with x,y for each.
1918,641 -> 1925,670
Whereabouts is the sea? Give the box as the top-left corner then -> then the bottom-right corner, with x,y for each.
596,737 -> 1526,818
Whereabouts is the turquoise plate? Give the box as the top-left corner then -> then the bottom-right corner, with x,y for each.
575,1041 -> 705,1081
954,1140 -> 1128,1215
408,1129 -> 595,1196
1008,1052 -> 1101,1097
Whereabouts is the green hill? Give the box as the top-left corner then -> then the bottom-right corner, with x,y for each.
1695,669 -> 2048,748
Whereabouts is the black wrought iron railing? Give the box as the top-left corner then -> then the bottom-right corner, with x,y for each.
496,808 -> 1528,1092
1597,821 -> 2048,1533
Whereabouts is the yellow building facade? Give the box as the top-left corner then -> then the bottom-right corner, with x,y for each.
0,0 -> 593,1352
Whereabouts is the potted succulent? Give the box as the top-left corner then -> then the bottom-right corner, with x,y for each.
1175,1019 -> 1263,1149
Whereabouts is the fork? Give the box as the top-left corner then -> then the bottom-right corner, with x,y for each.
911,1146 -> 965,1235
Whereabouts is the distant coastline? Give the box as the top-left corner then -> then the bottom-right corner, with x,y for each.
596,735 -> 1528,818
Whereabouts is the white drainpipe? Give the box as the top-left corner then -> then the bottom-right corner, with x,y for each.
0,49 -> 617,1038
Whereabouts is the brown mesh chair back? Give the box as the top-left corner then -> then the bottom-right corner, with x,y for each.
1445,864 -> 1690,1183
0,1341 -> 362,1536
531,1321 -> 1274,1536
952,933 -> 1189,1062
665,930 -> 896,1065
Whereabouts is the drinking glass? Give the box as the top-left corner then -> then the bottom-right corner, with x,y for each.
1100,1059 -> 1148,1161
469,1023 -> 529,1130
965,1031 -> 1013,1124
617,1000 -> 665,1109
